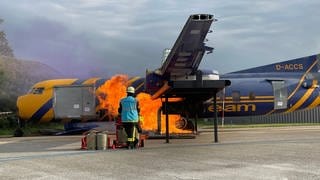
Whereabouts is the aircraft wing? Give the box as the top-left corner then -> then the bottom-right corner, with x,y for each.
159,14 -> 215,77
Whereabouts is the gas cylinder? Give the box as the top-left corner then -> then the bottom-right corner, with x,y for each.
86,132 -> 96,150
96,132 -> 107,150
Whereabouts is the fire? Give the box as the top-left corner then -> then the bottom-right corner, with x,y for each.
137,93 -> 191,134
136,93 -> 161,131
97,75 -> 192,134
96,74 -> 128,120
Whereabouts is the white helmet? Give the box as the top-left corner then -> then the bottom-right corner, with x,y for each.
127,86 -> 135,94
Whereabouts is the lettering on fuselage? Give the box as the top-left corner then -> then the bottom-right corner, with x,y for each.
208,104 -> 256,112
275,64 -> 303,71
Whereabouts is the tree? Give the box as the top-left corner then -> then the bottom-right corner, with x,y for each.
0,18 -> 14,58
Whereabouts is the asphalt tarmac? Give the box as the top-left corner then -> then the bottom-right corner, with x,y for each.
1,126 -> 320,179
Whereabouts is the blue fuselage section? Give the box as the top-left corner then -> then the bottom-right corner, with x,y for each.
202,72 -> 320,117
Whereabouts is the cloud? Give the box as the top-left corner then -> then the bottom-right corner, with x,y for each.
200,0 -> 320,73
1,0 -> 320,77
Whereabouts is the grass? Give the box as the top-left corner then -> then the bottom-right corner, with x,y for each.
0,128 -> 16,136
0,123 -> 64,137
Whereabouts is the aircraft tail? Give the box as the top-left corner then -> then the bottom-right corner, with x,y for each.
229,54 -> 320,74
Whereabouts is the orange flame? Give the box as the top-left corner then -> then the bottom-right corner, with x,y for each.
96,75 -> 128,120
97,75 -> 192,133
136,93 -> 162,131
137,93 -> 191,134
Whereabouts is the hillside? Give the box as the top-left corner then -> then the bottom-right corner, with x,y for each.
0,56 -> 62,111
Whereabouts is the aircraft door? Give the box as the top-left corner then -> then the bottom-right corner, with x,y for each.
272,81 -> 288,109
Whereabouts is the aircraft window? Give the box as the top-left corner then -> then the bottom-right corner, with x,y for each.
306,73 -> 314,80
306,72 -> 320,81
272,81 -> 287,109
249,92 -> 255,100
232,91 -> 240,102
31,87 -> 45,94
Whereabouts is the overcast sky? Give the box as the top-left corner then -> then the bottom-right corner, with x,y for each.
0,0 -> 320,78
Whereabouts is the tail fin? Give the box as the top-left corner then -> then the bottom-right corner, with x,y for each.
230,54 -> 320,74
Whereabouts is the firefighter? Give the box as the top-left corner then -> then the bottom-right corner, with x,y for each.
118,86 -> 140,149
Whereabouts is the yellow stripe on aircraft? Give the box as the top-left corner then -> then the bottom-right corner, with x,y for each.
222,96 -> 274,100
136,82 -> 144,91
219,96 -> 274,103
288,60 -> 318,99
306,80 -> 320,109
39,109 -> 54,123
307,96 -> 320,109
82,78 -> 100,85
286,82 -> 316,113
220,100 -> 274,103
128,76 -> 141,84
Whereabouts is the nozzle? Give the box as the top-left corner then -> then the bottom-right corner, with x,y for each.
191,14 -> 214,21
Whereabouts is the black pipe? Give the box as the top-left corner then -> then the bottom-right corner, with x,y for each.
213,92 -> 218,143
165,96 -> 169,143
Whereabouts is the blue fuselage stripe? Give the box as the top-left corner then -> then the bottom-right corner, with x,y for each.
95,79 -> 108,88
72,79 -> 85,85
30,98 -> 53,123
299,89 -> 318,109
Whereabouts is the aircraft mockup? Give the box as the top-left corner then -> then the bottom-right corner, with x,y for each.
17,14 -> 224,131
203,54 -> 320,117
16,14 -> 320,134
